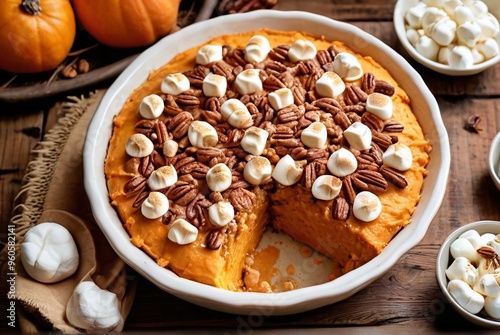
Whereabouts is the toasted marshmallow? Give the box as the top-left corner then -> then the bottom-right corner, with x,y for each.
383,143 -> 413,171
344,122 -> 372,151
139,94 -> 164,119
245,35 -> 271,63
421,7 -> 447,34
327,147 -> 358,177
333,52 -> 363,81
188,120 -> 219,148
272,154 -> 306,186
168,218 -> 198,245
196,44 -> 223,65
415,35 -> 440,61
366,93 -> 393,120
161,73 -> 190,95
301,122 -> 327,148
21,222 -> 79,283
448,279 -> 485,314
141,192 -> 169,219
163,139 -> 178,157
459,229 -> 484,249
448,45 -> 474,68
405,2 -> 427,28
457,21 -> 482,47
203,73 -> 227,98
220,98 -> 253,129
268,88 -> 294,110
66,281 -> 122,331
241,126 -> 269,156
315,71 -> 346,98
206,163 -> 232,192
430,18 -> 457,46
147,165 -> 178,191
445,257 -> 479,286
244,156 -> 272,185
353,191 -> 382,222
477,13 -> 500,40
484,296 -> 500,319
450,237 -> 481,264
475,38 -> 500,60
208,201 -> 235,228
454,5 -> 475,25
235,69 -> 263,95
311,175 -> 342,201
125,133 -> 154,158
287,39 -> 317,62
476,274 -> 500,297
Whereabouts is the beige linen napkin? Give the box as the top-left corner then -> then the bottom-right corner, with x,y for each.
1,91 -> 136,333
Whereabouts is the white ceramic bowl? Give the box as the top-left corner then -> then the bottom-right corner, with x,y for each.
436,220 -> 500,329
394,0 -> 500,76
489,132 -> 500,191
83,10 -> 450,315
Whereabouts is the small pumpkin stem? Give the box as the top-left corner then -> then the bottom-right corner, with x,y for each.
21,0 -> 42,15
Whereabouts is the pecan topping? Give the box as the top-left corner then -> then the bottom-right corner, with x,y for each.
139,155 -> 155,177
332,197 -> 349,221
384,120 -> 404,133
229,188 -> 255,211
371,130 -> 394,151
168,111 -> 194,139
374,80 -> 395,96
361,72 -> 376,94
268,45 -> 290,63
361,112 -> 384,132
380,166 -> 408,189
334,111 -> 351,130
352,170 -> 388,193
124,176 -> 147,195
206,228 -> 226,250
313,98 -> 342,115
342,175 -> 357,205
164,95 -> 183,116
477,246 -> 498,259
135,119 -> 156,137
132,191 -> 149,208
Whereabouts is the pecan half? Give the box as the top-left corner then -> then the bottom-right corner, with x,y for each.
342,175 -> 356,205
380,166 -> 408,189
332,197 -> 349,221
229,188 -> 255,211
477,246 -> 497,259
352,170 -> 388,193
384,120 -> 404,133
374,80 -> 395,96
361,112 -> 384,132
124,176 -> 147,195
268,45 -> 290,63
168,111 -> 194,139
206,228 -> 226,250
361,72 -> 376,94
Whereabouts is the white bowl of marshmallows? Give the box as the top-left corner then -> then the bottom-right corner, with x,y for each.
437,221 -> 500,329
394,0 -> 500,75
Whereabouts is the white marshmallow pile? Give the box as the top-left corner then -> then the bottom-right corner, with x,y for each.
405,0 -> 500,68
21,222 -> 79,283
445,228 -> 500,319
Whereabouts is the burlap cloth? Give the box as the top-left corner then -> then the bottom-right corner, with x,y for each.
0,90 -> 136,333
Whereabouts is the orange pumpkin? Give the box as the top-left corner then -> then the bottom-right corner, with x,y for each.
71,0 -> 181,48
0,0 -> 76,73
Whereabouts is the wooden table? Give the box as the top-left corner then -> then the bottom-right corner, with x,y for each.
1,0 -> 500,333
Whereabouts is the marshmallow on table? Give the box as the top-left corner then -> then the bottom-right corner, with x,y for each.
327,147 -> 358,177
168,218 -> 198,245
311,175 -> 342,201
245,35 -> 271,63
272,154 -> 306,186
315,71 -> 346,98
206,163 -> 233,192
188,120 -> 219,148
147,165 -> 178,191
244,156 -> 272,185
332,52 -> 363,81
287,39 -> 317,62
450,237 -> 481,265
21,222 -> 79,283
445,256 -> 479,286
208,201 -> 235,228
66,281 -> 122,331
268,88 -> 294,110
203,73 -> 227,98
448,279 -> 485,314
344,122 -> 372,151
485,296 -> 500,319
126,133 -> 154,158
366,93 -> 393,120
161,73 -> 190,95
241,126 -> 269,156
383,143 -> 413,171
220,99 -> 253,129
301,121 -> 327,149
448,45 -> 474,69
234,69 -> 263,95
141,191 -> 169,219
353,191 -> 382,222
196,44 -> 223,65
139,94 -> 164,119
